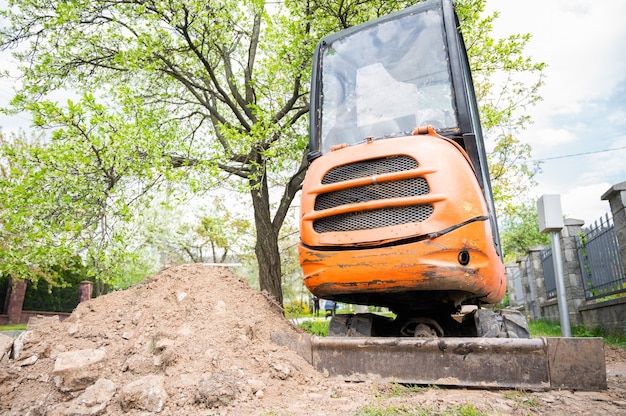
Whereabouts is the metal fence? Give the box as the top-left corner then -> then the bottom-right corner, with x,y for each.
575,214 -> 626,300
509,265 -> 524,306
540,247 -> 557,299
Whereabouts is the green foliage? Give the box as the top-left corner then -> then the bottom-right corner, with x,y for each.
500,201 -> 550,262
20,258 -> 92,312
0,102 -> 177,288
0,258 -> 103,313
284,299 -> 310,316
456,1 -> 545,216
0,273 -> 7,310
0,0 -> 544,302
298,320 -> 329,337
529,319 -> 626,349
167,197 -> 253,264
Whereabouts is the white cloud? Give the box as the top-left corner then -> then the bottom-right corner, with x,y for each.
560,183 -> 612,225
525,126 -> 577,154
489,0 -> 626,116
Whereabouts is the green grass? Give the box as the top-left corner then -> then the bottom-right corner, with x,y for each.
355,403 -> 486,416
375,382 -> 429,399
503,390 -> 539,410
0,324 -> 27,331
528,319 -> 563,337
298,319 -> 329,336
529,319 -> 626,349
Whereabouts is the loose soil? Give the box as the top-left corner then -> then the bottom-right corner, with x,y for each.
1,264 -> 625,415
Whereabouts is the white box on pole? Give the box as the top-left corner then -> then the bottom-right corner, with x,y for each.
537,194 -> 564,232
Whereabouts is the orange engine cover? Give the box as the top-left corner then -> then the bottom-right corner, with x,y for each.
299,129 -> 505,311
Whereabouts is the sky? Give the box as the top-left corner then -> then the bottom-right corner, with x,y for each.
486,0 -> 626,225
1,0 -> 626,227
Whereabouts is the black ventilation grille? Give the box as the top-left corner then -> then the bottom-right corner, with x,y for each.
313,205 -> 434,233
315,178 -> 430,211
313,155 -> 434,234
322,155 -> 418,184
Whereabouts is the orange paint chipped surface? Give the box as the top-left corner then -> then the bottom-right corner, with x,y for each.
299,129 -> 505,308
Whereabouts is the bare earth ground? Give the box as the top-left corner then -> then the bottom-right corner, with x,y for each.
1,263 -> 625,415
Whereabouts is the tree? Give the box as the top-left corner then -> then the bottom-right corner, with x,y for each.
0,0 -> 422,304
0,0 -> 544,304
168,197 -> 253,264
456,0 -> 545,216
499,201 -> 550,262
0,104 -> 168,288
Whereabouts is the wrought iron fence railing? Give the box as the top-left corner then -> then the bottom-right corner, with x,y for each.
540,246 -> 557,300
576,214 -> 626,300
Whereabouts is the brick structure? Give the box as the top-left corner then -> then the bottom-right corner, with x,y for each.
78,281 -> 94,303
559,218 -> 586,326
6,278 -> 27,324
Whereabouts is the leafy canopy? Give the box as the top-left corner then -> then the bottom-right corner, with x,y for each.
0,0 -> 545,294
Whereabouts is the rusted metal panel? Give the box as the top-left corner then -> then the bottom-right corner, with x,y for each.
312,337 -> 550,389
271,332 -> 313,365
546,337 -> 607,390
272,332 -> 608,390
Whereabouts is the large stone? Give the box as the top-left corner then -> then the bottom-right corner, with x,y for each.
53,348 -> 107,392
0,333 -> 13,362
194,373 -> 252,408
120,375 -> 168,413
65,378 -> 116,416
10,330 -> 31,360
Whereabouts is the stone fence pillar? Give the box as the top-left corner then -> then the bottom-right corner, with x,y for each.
558,218 -> 586,326
602,181 -> 626,262
78,281 -> 94,303
518,246 -> 546,320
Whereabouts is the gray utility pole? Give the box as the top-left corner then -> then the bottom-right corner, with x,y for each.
537,194 -> 572,337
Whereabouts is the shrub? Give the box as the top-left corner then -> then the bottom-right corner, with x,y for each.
283,300 -> 310,316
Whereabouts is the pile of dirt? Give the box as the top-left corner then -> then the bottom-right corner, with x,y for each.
1,264 -> 625,415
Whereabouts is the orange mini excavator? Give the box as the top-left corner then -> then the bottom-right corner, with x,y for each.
290,0 -> 606,390
299,0 -> 524,338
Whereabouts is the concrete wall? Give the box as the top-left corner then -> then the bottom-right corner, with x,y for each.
579,297 -> 626,335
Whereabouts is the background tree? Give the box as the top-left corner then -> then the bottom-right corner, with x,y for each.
0,0 -> 544,304
167,197 -> 253,264
457,0 -> 545,216
0,97 -> 179,287
499,201 -> 550,262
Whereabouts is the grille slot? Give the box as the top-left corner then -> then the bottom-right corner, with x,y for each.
313,155 -> 434,234
315,178 -> 430,211
313,205 -> 434,233
322,155 -> 417,184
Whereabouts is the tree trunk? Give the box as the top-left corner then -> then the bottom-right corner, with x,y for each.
250,173 -> 283,306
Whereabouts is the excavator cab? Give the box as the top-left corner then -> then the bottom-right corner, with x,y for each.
299,0 -> 518,337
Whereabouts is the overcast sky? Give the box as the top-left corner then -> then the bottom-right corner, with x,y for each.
2,0 -> 625,226
488,0 -> 626,225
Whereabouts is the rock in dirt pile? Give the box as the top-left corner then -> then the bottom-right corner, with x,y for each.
1,264 -> 626,416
